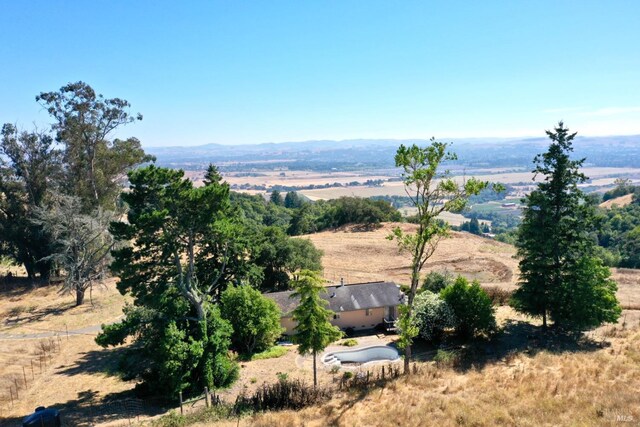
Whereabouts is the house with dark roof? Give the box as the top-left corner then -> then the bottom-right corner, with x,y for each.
265,280 -> 405,335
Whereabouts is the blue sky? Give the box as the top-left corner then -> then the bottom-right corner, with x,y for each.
1,1 -> 639,146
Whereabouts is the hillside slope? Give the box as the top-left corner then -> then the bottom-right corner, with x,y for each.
300,222 -> 640,309
301,223 -> 518,289
600,193 -> 634,209
238,329 -> 640,427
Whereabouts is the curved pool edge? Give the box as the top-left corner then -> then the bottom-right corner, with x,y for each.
322,345 -> 401,369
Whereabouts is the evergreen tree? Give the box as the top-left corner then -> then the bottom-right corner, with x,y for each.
511,122 -> 621,330
36,81 -> 154,210
203,163 -> 223,186
469,217 -> 481,235
290,270 -> 341,387
269,190 -> 283,205
97,165 -> 246,395
284,191 -> 302,209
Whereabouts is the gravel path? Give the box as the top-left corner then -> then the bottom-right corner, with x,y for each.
0,316 -> 123,340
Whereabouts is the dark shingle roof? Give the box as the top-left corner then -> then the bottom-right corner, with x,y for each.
265,281 -> 404,316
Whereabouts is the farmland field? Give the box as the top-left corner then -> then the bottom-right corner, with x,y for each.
297,167 -> 640,200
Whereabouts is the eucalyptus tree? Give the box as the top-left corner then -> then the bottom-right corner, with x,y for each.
36,81 -> 153,210
0,124 -> 62,279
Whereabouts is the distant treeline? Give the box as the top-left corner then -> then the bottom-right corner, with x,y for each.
231,178 -> 386,192
231,191 -> 401,236
596,185 -> 640,268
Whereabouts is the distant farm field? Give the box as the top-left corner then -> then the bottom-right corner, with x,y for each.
298,167 -> 640,200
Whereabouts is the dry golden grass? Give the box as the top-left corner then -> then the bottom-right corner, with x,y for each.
303,223 -> 519,288
185,169 -> 396,189
1,221 -> 639,426
302,222 -> 640,309
0,278 -> 126,335
221,308 -> 640,427
0,275 -> 132,425
0,335 -> 133,423
600,193 -> 634,209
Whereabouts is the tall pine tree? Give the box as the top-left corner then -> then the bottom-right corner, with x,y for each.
511,122 -> 621,330
290,270 -> 341,388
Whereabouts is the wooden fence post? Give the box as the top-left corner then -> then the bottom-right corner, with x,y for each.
204,387 -> 210,408
13,379 -> 18,399
30,360 -> 34,380
22,366 -> 27,387
179,391 -> 183,415
9,387 -> 13,406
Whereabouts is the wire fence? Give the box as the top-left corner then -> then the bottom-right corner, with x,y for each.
0,334 -> 66,419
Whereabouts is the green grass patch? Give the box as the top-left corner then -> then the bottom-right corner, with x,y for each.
433,349 -> 461,368
340,338 -> 358,347
151,405 -> 236,427
246,345 -> 289,361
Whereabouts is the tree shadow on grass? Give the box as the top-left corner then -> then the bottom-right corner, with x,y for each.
0,388 -> 167,427
57,346 -> 129,377
0,346 -> 169,426
450,320 -> 608,373
0,277 -> 58,299
3,303 -> 76,330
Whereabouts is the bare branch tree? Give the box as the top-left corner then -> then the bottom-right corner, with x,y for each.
33,194 -> 119,305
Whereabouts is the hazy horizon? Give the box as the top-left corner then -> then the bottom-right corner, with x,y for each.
145,133 -> 640,149
2,2 -> 640,147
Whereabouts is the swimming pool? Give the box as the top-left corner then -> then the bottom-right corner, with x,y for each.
322,345 -> 400,367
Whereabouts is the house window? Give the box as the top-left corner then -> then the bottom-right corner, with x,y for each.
365,309 -> 372,316
333,314 -> 340,319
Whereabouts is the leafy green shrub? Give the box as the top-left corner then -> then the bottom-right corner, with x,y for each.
441,276 -> 497,338
340,338 -> 358,347
422,270 -> 454,294
220,285 -> 284,355
342,371 -> 354,380
413,291 -> 457,342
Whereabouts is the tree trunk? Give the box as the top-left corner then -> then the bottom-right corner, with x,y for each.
542,311 -> 547,330
313,350 -> 317,388
24,261 -> 35,282
404,266 -> 419,375
404,345 -> 411,374
76,288 -> 85,306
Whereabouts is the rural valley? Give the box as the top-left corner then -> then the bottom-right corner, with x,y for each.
3,2 -> 640,426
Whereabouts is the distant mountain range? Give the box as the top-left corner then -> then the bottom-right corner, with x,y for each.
146,135 -> 640,172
